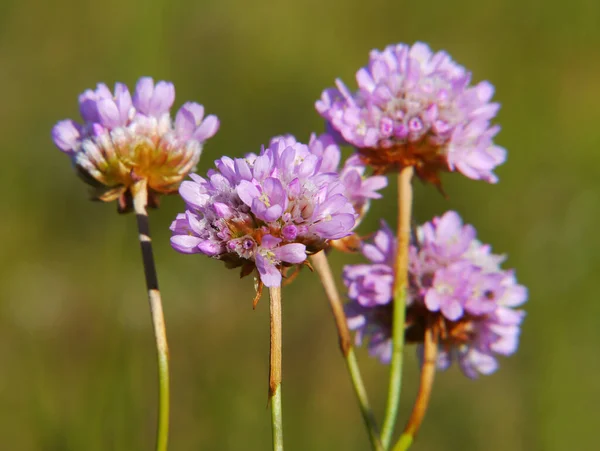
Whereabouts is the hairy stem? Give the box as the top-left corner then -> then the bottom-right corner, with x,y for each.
381,166 -> 414,449
269,285 -> 284,451
132,181 -> 170,451
310,252 -> 383,451
393,324 -> 438,451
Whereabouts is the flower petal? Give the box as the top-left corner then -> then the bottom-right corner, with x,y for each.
274,243 -> 307,264
256,254 -> 282,287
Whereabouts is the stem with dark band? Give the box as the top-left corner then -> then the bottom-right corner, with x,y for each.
132,181 -> 170,451
381,166 -> 414,449
310,251 -> 383,451
269,285 -> 284,451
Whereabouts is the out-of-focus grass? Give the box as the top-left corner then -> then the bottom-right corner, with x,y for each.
1,0 -> 599,449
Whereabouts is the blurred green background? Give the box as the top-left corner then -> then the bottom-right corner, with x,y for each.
1,0 -> 599,449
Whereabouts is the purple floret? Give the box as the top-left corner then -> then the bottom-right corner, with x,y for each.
275,133 -> 388,226
343,222 -> 396,307
133,77 -> 176,118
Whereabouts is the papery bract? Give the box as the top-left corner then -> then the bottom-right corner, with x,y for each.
52,77 -> 219,211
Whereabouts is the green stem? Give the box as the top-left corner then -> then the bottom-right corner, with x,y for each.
269,285 -> 284,451
310,252 -> 383,451
381,166 -> 414,449
346,350 -> 384,451
270,384 -> 283,451
392,434 -> 413,451
132,181 -> 170,451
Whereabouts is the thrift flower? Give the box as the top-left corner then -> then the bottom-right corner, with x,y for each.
344,212 -> 527,378
52,77 -> 219,211
317,42 -> 506,185
170,136 -> 357,288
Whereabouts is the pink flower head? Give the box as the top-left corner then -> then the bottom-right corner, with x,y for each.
344,212 -> 527,378
52,77 -> 219,211
170,136 -> 357,288
317,42 -> 506,185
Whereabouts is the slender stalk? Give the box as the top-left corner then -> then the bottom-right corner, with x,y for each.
381,166 -> 414,449
392,324 -> 438,451
132,181 -> 170,451
269,286 -> 284,451
310,252 -> 383,451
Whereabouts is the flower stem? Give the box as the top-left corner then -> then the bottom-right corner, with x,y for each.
392,324 -> 438,451
269,285 -> 284,451
310,252 -> 383,451
132,181 -> 170,451
381,166 -> 414,449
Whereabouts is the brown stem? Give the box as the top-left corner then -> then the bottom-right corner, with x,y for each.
310,251 -> 383,451
269,286 -> 283,450
310,251 -> 352,356
269,286 -> 283,398
402,322 -> 438,441
394,166 -> 414,294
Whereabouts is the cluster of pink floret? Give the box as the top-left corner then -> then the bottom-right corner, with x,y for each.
52,41 -> 526,379
170,134 -> 385,287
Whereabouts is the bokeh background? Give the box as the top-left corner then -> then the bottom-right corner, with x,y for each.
1,0 -> 599,449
